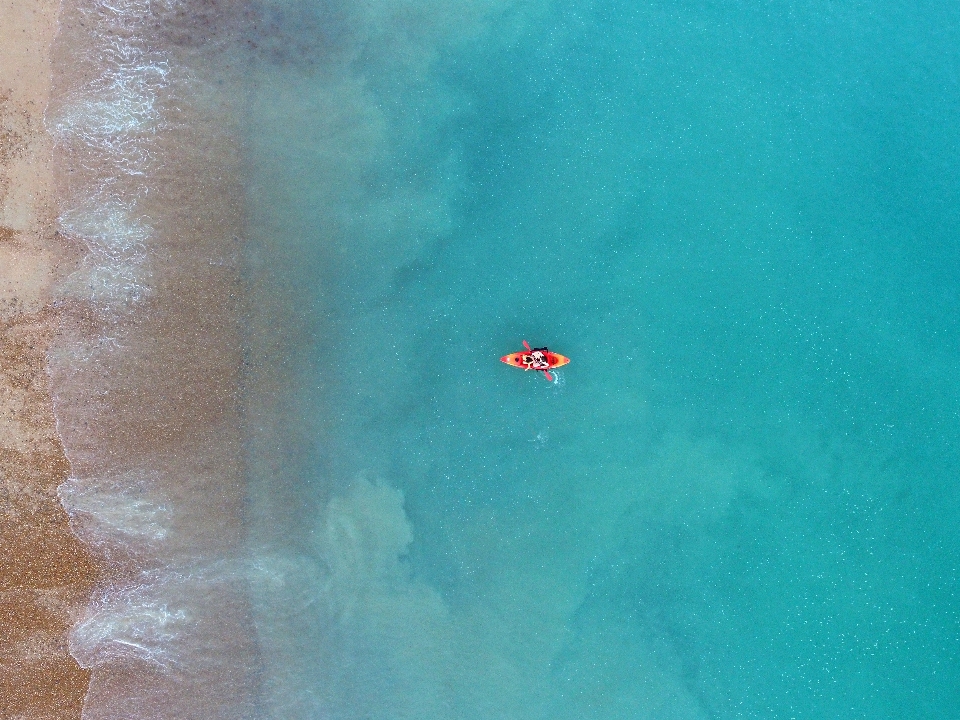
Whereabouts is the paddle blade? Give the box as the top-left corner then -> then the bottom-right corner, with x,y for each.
543,370 -> 553,382
523,339 -> 531,351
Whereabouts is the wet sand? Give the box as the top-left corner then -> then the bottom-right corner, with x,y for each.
0,0 -> 100,717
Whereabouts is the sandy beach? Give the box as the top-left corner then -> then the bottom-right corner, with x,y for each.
0,0 -> 99,717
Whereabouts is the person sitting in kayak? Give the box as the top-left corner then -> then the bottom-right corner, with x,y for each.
500,341 -> 569,381
523,347 -> 551,370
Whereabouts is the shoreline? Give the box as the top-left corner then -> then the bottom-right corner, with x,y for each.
2,0 -> 261,716
0,0 -> 100,717
44,0 -> 262,716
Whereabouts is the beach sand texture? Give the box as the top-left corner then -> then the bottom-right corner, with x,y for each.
0,0 -> 99,718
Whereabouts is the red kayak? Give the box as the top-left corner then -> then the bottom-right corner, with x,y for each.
500,340 -> 570,381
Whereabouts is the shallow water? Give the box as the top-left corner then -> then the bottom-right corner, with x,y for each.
54,0 -> 960,717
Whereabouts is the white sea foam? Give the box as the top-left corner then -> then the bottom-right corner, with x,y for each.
57,197 -> 152,308
71,577 -> 190,669
48,0 -> 172,311
58,474 -> 171,547
48,0 -> 169,178
51,62 -> 168,138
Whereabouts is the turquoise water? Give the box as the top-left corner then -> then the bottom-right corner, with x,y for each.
241,0 -> 960,717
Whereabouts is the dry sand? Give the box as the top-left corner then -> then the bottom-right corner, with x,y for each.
0,0 -> 99,717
